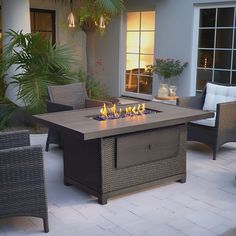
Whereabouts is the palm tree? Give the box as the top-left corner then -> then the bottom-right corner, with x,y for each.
50,0 -> 124,76
77,0 -> 124,76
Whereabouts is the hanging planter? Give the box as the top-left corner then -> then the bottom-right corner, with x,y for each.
80,17 -> 97,32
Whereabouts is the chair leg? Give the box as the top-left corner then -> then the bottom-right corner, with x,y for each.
213,149 -> 217,160
45,133 -> 50,152
43,217 -> 49,233
45,142 -> 49,152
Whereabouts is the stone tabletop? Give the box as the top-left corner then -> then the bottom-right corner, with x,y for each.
33,102 -> 214,140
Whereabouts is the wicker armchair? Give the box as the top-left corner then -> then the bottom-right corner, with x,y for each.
177,84 -> 236,160
0,130 -> 49,233
46,82 -> 112,151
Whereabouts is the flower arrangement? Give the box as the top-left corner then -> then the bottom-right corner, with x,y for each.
151,58 -> 188,79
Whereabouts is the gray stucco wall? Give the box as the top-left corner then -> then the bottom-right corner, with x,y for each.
30,0 -> 87,72
94,16 -> 121,97
94,0 -> 236,98
154,0 -> 194,96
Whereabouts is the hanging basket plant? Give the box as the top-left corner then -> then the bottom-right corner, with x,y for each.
77,0 -> 124,33
80,16 -> 97,32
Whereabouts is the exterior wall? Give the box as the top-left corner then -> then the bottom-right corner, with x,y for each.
155,0 -> 236,96
94,0 -> 236,98
93,16 -> 121,97
2,0 -> 31,104
30,0 -> 86,72
2,0 -> 235,98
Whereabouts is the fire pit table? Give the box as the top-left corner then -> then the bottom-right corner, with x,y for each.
34,102 -> 213,204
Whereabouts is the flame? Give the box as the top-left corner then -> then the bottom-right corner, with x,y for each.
100,103 -> 108,118
100,103 -> 146,120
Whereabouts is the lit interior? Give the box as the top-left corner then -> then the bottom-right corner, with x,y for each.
125,11 -> 155,94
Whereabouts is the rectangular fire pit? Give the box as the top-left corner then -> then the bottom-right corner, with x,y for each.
34,102 -> 213,204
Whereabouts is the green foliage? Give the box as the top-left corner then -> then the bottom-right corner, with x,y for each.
0,49 -> 10,98
94,0 -> 125,14
77,0 -> 124,33
0,97 -> 17,130
77,70 -> 109,99
151,58 -> 188,79
3,30 -> 78,114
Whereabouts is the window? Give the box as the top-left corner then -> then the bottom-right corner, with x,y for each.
196,7 -> 236,92
0,8 -> 56,45
30,9 -> 56,45
124,11 -> 155,97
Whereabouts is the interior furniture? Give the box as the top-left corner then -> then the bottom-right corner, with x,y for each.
0,130 -> 49,233
46,82 -> 112,151
126,68 -> 152,94
34,102 -> 212,204
177,82 -> 236,160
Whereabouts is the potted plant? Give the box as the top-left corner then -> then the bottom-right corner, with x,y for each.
150,58 -> 188,97
0,30 -> 79,129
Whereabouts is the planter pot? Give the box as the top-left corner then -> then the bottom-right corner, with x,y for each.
169,85 -> 177,97
158,83 -> 169,97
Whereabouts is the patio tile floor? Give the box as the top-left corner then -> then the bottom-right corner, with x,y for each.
0,134 -> 236,236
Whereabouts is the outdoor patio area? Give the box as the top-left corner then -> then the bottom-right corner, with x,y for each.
0,134 -> 236,236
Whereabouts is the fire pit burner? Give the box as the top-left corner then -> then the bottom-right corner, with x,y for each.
93,103 -> 158,121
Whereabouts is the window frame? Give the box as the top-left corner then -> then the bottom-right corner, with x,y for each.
121,10 -> 156,100
192,4 -> 236,94
30,8 -> 56,45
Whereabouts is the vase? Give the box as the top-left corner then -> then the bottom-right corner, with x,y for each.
169,85 -> 177,97
158,83 -> 169,97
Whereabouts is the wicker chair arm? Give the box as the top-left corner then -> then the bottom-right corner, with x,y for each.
177,96 -> 205,109
216,101 -> 236,131
0,130 -> 30,150
0,145 -> 44,180
47,101 -> 73,113
85,98 -> 112,108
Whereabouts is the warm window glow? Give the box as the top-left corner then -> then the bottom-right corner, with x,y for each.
126,32 -> 139,53
126,54 -> 139,70
140,32 -> 155,54
140,55 -> 154,68
125,11 -> 155,95
127,12 -> 140,30
141,12 -> 155,30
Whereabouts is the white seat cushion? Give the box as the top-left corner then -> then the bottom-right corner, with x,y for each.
191,112 -> 216,127
203,83 -> 236,112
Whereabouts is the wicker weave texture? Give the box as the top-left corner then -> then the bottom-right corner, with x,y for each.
101,125 -> 186,193
0,130 -> 30,150
177,84 -> 236,159
0,131 -> 49,233
48,82 -> 87,109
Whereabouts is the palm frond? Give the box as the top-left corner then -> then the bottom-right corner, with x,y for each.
94,0 -> 124,15
4,30 -> 80,114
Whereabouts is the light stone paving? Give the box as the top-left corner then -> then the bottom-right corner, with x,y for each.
0,134 -> 236,236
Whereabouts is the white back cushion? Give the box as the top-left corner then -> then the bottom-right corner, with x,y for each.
203,83 -> 236,111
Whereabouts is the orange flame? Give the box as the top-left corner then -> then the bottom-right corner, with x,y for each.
100,103 -> 108,118
100,103 -> 146,119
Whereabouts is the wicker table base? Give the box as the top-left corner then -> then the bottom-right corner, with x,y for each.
63,124 -> 187,204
